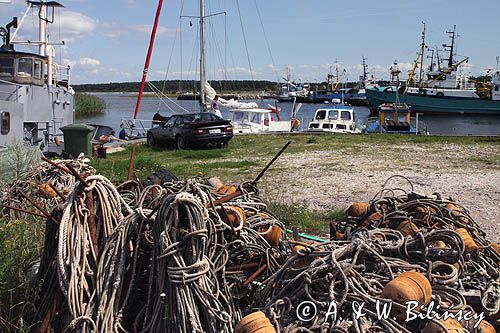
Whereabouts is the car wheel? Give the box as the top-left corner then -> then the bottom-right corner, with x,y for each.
176,136 -> 186,150
147,133 -> 155,147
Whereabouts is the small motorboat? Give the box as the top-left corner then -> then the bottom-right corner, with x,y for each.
307,101 -> 360,134
363,103 -> 428,134
229,106 -> 292,134
88,124 -> 115,143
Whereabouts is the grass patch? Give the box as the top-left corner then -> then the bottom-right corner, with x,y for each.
75,93 -> 106,118
92,134 -> 500,183
267,202 -> 344,235
0,218 -> 44,332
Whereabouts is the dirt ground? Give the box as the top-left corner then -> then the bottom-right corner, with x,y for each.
260,142 -> 500,241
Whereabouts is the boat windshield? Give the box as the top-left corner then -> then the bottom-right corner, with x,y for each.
315,110 -> 327,120
250,113 -> 262,124
328,110 -> 339,120
232,111 -> 249,122
0,58 -> 14,77
340,111 -> 351,121
17,58 -> 33,77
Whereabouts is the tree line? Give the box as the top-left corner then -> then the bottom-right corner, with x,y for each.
73,80 -> 281,93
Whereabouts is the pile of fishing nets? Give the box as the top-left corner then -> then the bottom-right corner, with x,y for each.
2,159 -> 499,333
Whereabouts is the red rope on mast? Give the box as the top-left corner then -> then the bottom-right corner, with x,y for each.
127,0 -> 164,180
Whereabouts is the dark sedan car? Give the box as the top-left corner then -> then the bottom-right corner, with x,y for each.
147,112 -> 233,149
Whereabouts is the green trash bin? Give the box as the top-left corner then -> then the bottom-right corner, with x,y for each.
61,124 -> 94,157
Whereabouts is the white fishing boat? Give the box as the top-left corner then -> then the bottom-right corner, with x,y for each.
307,100 -> 360,134
0,1 -> 74,153
229,107 -> 291,134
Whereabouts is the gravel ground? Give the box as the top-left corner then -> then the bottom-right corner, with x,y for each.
259,142 -> 500,241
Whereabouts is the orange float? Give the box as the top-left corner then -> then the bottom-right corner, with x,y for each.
422,318 -> 464,333
397,220 -> 420,237
455,228 -> 479,253
347,202 -> 370,217
235,311 -> 276,333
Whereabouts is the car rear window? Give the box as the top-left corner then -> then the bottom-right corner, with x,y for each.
196,113 -> 214,122
181,115 -> 195,123
165,116 -> 177,126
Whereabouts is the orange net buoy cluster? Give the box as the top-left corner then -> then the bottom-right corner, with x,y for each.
257,176 -> 499,332
8,168 -> 499,333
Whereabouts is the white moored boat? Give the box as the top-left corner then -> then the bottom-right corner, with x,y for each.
229,107 -> 292,134
307,102 -> 360,134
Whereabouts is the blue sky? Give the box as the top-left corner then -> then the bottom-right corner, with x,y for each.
1,0 -> 499,84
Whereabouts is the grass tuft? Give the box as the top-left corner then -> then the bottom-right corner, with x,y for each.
267,202 -> 344,235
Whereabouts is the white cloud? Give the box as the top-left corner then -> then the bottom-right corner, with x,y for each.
55,10 -> 97,43
78,57 -> 101,66
101,22 -> 177,39
133,25 -> 177,38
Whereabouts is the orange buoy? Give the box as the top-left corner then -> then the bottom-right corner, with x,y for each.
491,243 -> 500,255
39,183 -> 58,199
262,226 -> 282,247
422,318 -> 464,333
397,220 -> 420,237
446,203 -> 466,218
430,240 -> 447,249
235,312 -> 276,333
398,271 -> 432,304
346,202 -> 370,218
218,184 -> 237,195
220,206 -> 246,227
413,205 -> 436,225
293,245 -> 305,252
455,228 -> 479,253
477,320 -> 496,333
381,271 -> 432,318
362,212 -> 383,226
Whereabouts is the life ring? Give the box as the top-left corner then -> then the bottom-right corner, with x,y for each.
436,92 -> 444,97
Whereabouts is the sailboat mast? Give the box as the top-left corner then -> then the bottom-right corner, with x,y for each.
199,0 -> 206,110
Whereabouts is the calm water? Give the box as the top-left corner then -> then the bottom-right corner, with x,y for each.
78,93 -> 500,136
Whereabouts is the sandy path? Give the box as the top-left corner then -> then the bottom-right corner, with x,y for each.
259,143 -> 500,241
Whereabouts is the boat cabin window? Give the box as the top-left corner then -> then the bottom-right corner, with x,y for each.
250,113 -> 261,123
340,111 -> 351,121
232,111 -> 248,121
17,58 -> 33,77
315,110 -> 327,120
495,86 -> 499,92
328,110 -> 339,120
34,59 -> 43,79
1,112 -> 10,135
0,58 -> 14,77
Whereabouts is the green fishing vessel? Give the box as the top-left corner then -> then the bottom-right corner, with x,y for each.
367,24 -> 500,116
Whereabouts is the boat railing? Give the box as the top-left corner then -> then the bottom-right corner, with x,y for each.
121,118 -> 159,139
53,64 -> 71,88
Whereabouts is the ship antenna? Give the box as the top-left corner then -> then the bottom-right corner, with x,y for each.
418,22 -> 426,89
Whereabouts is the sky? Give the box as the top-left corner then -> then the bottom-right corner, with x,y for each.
1,0 -> 499,84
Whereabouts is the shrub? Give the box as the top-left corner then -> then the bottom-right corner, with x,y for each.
75,93 -> 106,118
